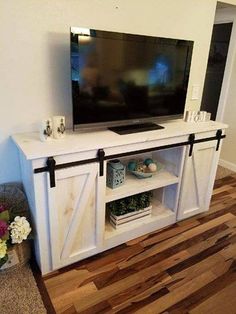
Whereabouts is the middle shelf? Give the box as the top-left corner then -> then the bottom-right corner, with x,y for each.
105,169 -> 179,203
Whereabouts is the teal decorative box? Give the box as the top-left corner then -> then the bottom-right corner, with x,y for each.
107,159 -> 126,189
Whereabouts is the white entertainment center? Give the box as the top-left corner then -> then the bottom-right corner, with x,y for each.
12,120 -> 227,275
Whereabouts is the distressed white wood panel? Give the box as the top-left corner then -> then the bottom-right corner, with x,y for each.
47,163 -> 99,269
106,170 -> 179,203
20,154 -> 52,274
177,141 -> 219,220
152,146 -> 184,177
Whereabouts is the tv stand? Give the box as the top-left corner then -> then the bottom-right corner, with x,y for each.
109,122 -> 164,135
12,120 -> 227,274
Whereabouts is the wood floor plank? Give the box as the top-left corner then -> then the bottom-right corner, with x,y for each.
112,287 -> 170,313
164,260 -> 236,313
182,213 -> 234,238
75,233 -> 232,311
126,234 -> 150,246
212,185 -> 232,195
45,269 -> 90,298
45,264 -> 118,299
107,272 -> 170,308
225,216 -> 236,228
134,270 -> 217,314
189,280 -> 236,314
73,251 -> 188,312
93,224 -> 233,291
186,224 -> 235,255
110,255 -> 233,313
61,305 -> 78,314
52,282 -> 97,313
140,220 -> 201,248
118,214 -> 234,270
77,300 -> 113,314
219,242 -> 236,260
166,251 -> 228,291
197,203 -> 236,224
213,175 -> 236,188
86,244 -> 144,272
93,250 -> 190,290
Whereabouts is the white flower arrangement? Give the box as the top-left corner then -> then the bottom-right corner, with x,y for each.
9,216 -> 32,244
0,204 -> 32,268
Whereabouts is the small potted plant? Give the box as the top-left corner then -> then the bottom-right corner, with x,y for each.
107,191 -> 152,229
0,204 -> 31,270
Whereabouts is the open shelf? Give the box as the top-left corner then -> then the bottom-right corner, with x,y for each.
105,169 -> 179,203
104,199 -> 176,243
104,146 -> 184,249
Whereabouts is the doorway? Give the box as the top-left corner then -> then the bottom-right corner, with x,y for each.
201,23 -> 233,120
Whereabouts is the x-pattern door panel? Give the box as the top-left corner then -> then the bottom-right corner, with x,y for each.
178,141 -> 219,220
47,163 -> 102,269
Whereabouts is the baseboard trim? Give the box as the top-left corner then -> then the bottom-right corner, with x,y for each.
219,159 -> 236,173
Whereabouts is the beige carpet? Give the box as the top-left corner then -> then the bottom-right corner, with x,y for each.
0,263 -> 46,314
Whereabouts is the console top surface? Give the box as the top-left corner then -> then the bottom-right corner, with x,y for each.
12,120 -> 227,160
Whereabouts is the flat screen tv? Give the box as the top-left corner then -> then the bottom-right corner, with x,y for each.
71,27 -> 193,131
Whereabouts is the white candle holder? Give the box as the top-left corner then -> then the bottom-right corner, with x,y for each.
184,111 -> 211,123
52,116 -> 66,139
39,118 -> 53,142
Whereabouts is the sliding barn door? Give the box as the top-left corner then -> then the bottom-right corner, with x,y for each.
47,163 -> 105,270
177,141 -> 220,220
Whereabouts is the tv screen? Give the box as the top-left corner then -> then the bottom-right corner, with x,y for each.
71,28 -> 193,128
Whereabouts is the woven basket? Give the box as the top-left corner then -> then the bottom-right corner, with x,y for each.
12,240 -> 31,266
0,241 -> 31,272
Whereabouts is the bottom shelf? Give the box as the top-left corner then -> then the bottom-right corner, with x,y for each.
104,200 -> 176,247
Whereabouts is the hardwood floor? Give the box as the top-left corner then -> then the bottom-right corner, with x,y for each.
43,175 -> 236,314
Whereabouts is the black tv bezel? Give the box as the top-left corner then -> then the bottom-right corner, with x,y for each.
71,27 -> 194,130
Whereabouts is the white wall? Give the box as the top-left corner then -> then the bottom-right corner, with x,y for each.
214,7 -> 236,172
0,0 -> 218,183
220,53 -> 236,171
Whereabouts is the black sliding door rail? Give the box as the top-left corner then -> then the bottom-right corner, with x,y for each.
34,130 -> 225,188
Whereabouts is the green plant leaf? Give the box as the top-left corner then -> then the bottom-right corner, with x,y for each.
0,210 -> 10,222
108,191 -> 153,217
1,231 -> 9,241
